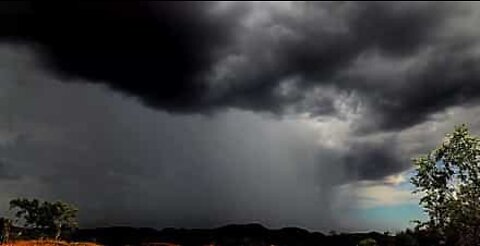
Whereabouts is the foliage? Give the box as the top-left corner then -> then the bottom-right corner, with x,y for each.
9,198 -> 78,240
411,124 -> 480,245
357,238 -> 377,246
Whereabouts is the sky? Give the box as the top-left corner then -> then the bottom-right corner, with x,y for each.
0,1 -> 480,232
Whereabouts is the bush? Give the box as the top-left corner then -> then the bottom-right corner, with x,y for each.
358,238 -> 377,246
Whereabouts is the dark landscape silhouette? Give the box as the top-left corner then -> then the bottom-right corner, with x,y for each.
72,224 -> 395,246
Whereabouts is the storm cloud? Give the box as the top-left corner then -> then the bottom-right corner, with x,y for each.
0,46 -> 352,229
0,2 -> 477,131
1,1 -> 480,231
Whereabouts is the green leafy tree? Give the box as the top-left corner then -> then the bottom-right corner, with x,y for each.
9,198 -> 78,240
411,124 -> 480,245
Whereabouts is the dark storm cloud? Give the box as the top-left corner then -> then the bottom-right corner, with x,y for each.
0,1 -> 475,183
0,1 -> 246,111
0,63 -> 352,230
0,1 -> 474,133
343,137 -> 405,181
340,42 -> 480,133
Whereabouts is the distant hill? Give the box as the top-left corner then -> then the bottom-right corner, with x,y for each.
71,223 -> 393,246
